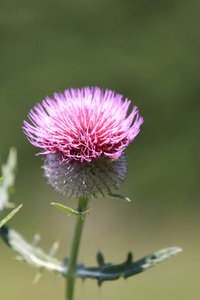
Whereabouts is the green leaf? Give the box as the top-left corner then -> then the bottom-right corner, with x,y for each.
0,204 -> 23,228
51,202 -> 91,217
0,147 -> 17,215
77,247 -> 182,285
0,226 -> 66,275
0,174 -> 5,183
0,226 -> 182,284
109,193 -> 131,202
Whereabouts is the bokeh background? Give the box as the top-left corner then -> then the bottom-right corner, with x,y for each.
0,0 -> 199,299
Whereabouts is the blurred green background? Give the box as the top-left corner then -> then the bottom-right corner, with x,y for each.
0,0 -> 199,299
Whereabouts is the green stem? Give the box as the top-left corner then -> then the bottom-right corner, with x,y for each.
66,197 -> 88,300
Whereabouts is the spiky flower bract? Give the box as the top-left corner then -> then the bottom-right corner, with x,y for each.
23,87 -> 143,198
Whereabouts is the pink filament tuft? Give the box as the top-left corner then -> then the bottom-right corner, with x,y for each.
23,87 -> 143,162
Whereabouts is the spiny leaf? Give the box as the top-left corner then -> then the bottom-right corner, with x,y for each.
0,226 -> 66,275
0,226 -> 182,284
51,202 -> 91,217
77,247 -> 182,284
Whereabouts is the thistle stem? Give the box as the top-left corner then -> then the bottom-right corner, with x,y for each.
66,197 -> 88,300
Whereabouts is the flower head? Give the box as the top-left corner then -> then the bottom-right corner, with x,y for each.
23,87 -> 143,198
23,87 -> 143,163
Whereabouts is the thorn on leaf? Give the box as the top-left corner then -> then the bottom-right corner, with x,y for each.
97,251 -> 105,267
32,270 -> 43,285
126,252 -> 133,265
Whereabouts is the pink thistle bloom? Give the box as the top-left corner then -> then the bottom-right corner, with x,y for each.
23,87 -> 143,198
23,87 -> 143,163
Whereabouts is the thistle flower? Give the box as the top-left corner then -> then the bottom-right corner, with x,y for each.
23,87 -> 143,198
